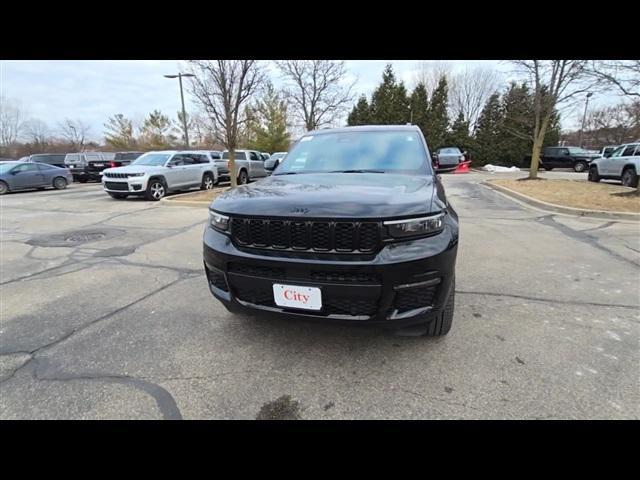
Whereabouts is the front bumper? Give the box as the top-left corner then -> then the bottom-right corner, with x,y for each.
102,176 -> 149,195
203,219 -> 458,329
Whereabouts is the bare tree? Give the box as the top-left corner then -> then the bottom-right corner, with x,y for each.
58,119 -> 91,151
23,119 -> 50,152
449,66 -> 503,130
511,60 -> 600,179
187,60 -> 265,187
413,61 -> 454,98
0,96 -> 25,155
276,60 -> 355,131
584,99 -> 640,146
586,60 -> 640,98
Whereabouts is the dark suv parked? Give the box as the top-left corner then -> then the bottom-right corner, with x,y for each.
203,125 -> 459,336
524,146 -> 600,172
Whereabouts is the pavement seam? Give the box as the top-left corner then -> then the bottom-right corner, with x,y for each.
456,289 -> 640,312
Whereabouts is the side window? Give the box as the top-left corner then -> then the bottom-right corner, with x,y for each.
249,151 -> 259,161
235,152 -> 247,161
66,154 -> 79,163
198,155 -> 210,164
13,163 -> 39,173
542,148 -> 553,156
168,155 -> 184,166
210,152 -> 221,159
621,145 -> 637,157
181,155 -> 195,165
634,145 -> 640,156
560,148 -> 569,156
36,163 -> 51,172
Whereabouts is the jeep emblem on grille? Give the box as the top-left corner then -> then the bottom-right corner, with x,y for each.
290,207 -> 310,214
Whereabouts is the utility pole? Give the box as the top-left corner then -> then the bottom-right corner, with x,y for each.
579,92 -> 593,149
164,73 -> 195,148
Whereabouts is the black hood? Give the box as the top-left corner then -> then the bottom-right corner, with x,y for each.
212,173 -> 441,219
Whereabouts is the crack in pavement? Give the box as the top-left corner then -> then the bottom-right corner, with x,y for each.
31,365 -> 183,420
536,215 -> 640,268
456,289 -> 640,312
0,276 -> 187,360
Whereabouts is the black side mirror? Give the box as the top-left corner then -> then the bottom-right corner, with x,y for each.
604,152 -> 611,158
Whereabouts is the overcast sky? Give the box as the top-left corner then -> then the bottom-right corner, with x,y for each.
1,60 -> 617,142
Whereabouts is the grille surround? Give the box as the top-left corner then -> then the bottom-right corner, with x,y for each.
229,217 -> 382,253
104,182 -> 129,191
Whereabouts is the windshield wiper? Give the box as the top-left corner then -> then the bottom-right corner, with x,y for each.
329,169 -> 386,174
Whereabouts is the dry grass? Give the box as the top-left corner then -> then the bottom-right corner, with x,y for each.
167,187 -> 229,203
489,178 -> 640,213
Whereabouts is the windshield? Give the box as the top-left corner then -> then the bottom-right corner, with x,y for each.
438,148 -> 461,155
222,151 -> 247,160
132,153 -> 171,166
0,163 -> 18,174
275,131 -> 430,175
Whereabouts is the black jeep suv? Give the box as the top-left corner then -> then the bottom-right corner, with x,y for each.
203,125 -> 459,336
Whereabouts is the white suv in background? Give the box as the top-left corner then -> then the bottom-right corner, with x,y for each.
101,150 -> 218,200
588,143 -> 639,188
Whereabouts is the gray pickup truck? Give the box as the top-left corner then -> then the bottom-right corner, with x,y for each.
220,149 -> 268,184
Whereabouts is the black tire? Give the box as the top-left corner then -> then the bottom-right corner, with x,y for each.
201,173 -> 215,190
53,177 -> 68,190
621,167 -> 639,188
424,277 -> 455,337
109,193 -> 128,199
238,169 -> 249,185
588,165 -> 600,183
145,178 -> 166,201
0,180 -> 9,195
574,161 -> 588,173
544,167 -> 554,171
77,178 -> 88,183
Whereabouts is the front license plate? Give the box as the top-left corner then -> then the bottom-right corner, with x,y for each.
273,284 -> 322,311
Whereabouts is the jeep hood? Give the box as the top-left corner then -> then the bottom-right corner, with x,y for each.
212,173 -> 441,219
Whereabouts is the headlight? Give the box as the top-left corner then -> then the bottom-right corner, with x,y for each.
128,173 -> 145,177
384,212 -> 445,238
209,211 -> 229,231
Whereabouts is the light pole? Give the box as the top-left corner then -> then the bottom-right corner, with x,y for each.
164,73 -> 194,148
579,92 -> 593,149
408,105 -> 413,124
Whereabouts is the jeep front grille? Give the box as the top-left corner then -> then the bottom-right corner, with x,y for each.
229,217 -> 382,253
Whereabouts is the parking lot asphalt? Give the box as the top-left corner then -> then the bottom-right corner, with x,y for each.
1,172 -> 639,419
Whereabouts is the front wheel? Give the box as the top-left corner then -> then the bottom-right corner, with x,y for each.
574,161 -> 588,173
0,181 -> 9,195
201,173 -> 215,190
145,179 -> 166,201
588,166 -> 600,183
621,167 -> 639,188
53,177 -> 68,190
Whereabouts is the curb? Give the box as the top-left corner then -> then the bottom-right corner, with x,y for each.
160,189 -> 228,207
481,180 -> 640,222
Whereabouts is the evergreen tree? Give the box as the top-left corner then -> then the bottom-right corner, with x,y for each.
347,95 -> 371,126
409,82 -> 429,136
499,82 -> 534,166
369,64 -> 409,124
473,93 -> 503,165
244,83 -> 290,153
446,112 -> 473,155
424,75 -> 450,150
104,114 -> 136,149
140,110 -> 175,149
